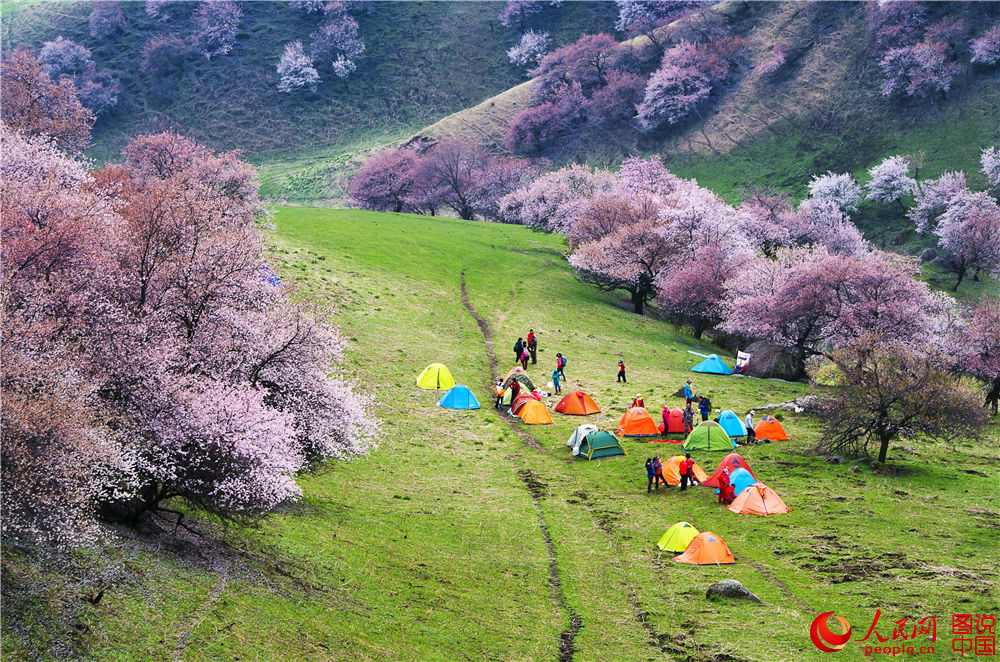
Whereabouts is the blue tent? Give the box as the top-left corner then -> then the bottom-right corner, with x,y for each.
691,354 -> 734,375
718,410 -> 747,438
729,467 -> 757,497
438,385 -> 480,410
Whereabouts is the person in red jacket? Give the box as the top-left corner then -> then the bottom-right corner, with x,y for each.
680,453 -> 698,491
526,329 -> 537,364
717,467 -> 735,504
631,394 -> 644,408
617,359 -> 627,383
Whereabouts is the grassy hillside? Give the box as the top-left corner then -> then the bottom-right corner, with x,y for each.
1,0 -> 617,195
5,209 -> 997,660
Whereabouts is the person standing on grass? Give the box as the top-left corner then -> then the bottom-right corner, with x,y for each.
551,368 -> 562,395
682,379 -> 694,403
631,394 -> 644,408
698,395 -> 711,422
513,337 -> 524,364
494,379 -> 505,409
717,467 -> 734,504
555,352 -> 566,379
527,329 -> 537,364
653,455 -> 666,490
617,359 -> 627,383
509,378 -> 521,406
683,403 -> 694,434
645,458 -> 656,493
519,346 -> 530,370
661,404 -> 671,433
680,453 -> 698,491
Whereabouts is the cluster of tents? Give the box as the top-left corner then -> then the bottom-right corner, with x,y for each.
614,405 -> 789,451
417,363 -> 484,410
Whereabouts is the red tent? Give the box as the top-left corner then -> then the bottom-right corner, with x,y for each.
661,407 -> 685,434
702,452 -> 756,488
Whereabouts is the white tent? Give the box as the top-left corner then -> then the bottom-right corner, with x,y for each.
566,424 -> 599,456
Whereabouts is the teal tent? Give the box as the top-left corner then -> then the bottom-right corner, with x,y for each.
578,431 -> 626,460
718,410 -> 747,438
438,385 -> 480,410
728,467 -> 757,497
691,354 -> 734,375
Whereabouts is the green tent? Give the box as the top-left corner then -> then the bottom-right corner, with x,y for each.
683,421 -> 736,452
578,431 -> 626,460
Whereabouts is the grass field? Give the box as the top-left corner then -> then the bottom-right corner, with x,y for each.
4,208 -> 997,661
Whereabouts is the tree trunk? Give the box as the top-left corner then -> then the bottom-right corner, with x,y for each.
953,265 -> 966,291
877,435 -> 890,464
631,289 -> 645,315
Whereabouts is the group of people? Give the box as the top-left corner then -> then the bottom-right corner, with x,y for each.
645,453 -> 700,493
512,331 -> 538,370
504,329 -> 568,399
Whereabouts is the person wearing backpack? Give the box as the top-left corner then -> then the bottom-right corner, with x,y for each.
513,337 -> 524,364
555,352 -> 566,379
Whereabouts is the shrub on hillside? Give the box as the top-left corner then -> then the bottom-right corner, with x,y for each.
933,190 -> 1000,290
141,35 -> 192,77
532,33 -> 620,99
277,41 -> 321,93
505,84 -> 587,154
193,0 -> 242,59
587,70 -> 645,125
879,40 -> 960,98
0,49 -> 94,152
806,171 -> 862,214
350,148 -> 420,213
908,170 -> 968,232
507,30 -> 551,68
970,25 -> 1000,65
865,155 -> 916,205
37,37 -> 119,116
311,10 -> 365,79
614,0 -> 696,47
89,1 -> 126,39
982,146 -> 1000,194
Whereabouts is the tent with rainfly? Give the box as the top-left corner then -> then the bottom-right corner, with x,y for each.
673,531 -> 735,565
517,400 -> 553,425
690,353 -> 734,375
501,367 -> 536,391
717,410 -> 747,438
683,421 -> 736,451
555,391 -> 601,415
662,455 -> 709,486
702,453 -> 755,488
567,424 -> 599,456
417,363 -> 455,390
728,482 -> 789,516
728,467 -> 757,497
660,408 -> 685,435
755,418 -> 789,441
577,431 -> 626,460
657,521 -> 700,552
617,407 -> 659,437
438,385 -> 480,410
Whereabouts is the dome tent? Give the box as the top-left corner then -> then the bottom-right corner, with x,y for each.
729,483 -> 790,516
683,421 -> 736,451
657,521 -> 700,552
702,453 -> 756,488
662,407 -> 686,434
417,363 -> 455,390
438,385 -> 480,410
717,410 -> 747,438
691,354 -> 734,375
662,455 -> 709,486
617,407 -> 659,437
755,418 -> 789,441
673,531 -> 735,565
517,400 -> 553,425
577,431 -> 626,460
566,424 -> 599,455
727,467 -> 757,497
555,391 -> 601,415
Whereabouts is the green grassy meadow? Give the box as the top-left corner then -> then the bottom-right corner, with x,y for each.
5,208 -> 997,661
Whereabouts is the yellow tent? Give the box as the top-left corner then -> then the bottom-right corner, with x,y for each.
657,521 -> 700,552
517,400 -> 553,425
416,363 -> 455,390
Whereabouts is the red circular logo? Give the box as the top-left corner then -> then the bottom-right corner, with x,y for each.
810,611 -> 852,653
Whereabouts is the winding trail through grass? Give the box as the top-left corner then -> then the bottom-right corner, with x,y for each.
460,272 -> 582,660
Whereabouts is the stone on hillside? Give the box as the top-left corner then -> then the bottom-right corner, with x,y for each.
706,579 -> 761,603
745,341 -> 804,380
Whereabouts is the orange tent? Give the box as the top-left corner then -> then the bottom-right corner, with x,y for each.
755,418 -> 789,441
661,455 -> 709,486
702,452 -> 756,488
728,483 -> 789,516
511,392 -> 534,414
518,400 -> 553,425
555,391 -> 601,415
617,407 -> 659,437
673,531 -> 735,565
662,408 -> 685,434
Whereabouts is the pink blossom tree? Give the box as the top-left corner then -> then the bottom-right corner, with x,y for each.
504,83 -> 587,154
970,25 -> 1000,66
569,219 -> 675,314
587,70 -> 645,125
879,40 -> 960,98
277,41 -> 321,93
981,146 -> 1000,194
954,299 -> 1000,414
656,242 -> 749,338
497,164 -> 616,231
933,190 -> 1000,290
618,156 -> 682,196
737,189 -> 793,257
498,0 -> 545,29
311,11 -> 365,78
757,44 -> 788,78
38,36 -> 119,115
807,171 -> 862,214
636,41 -> 711,130
349,148 -> 419,212
532,33 -> 620,97
614,0 -> 696,47
193,1 -> 242,59
89,1 -> 126,39
568,189 -> 662,247
507,30 -> 551,68
865,155 -> 916,206
908,170 -> 968,232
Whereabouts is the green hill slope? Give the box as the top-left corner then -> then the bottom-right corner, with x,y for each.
5,209 -> 997,660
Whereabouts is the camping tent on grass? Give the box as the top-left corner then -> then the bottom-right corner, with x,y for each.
657,522 -> 700,552
511,392 -> 535,414
728,467 -> 757,497
690,354 -> 734,375
501,367 -> 536,392
728,483 -> 789,516
555,391 -> 601,415
684,421 -> 736,451
417,363 -> 455,390
717,410 -> 747,438
755,418 -> 789,441
661,408 -> 685,434
662,455 -> 709,486
673,532 -> 735,565
567,424 -> 599,455
617,407 -> 659,437
517,400 -> 553,425
702,453 -> 756,488
438,385 -> 480,410
577,431 -> 626,460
